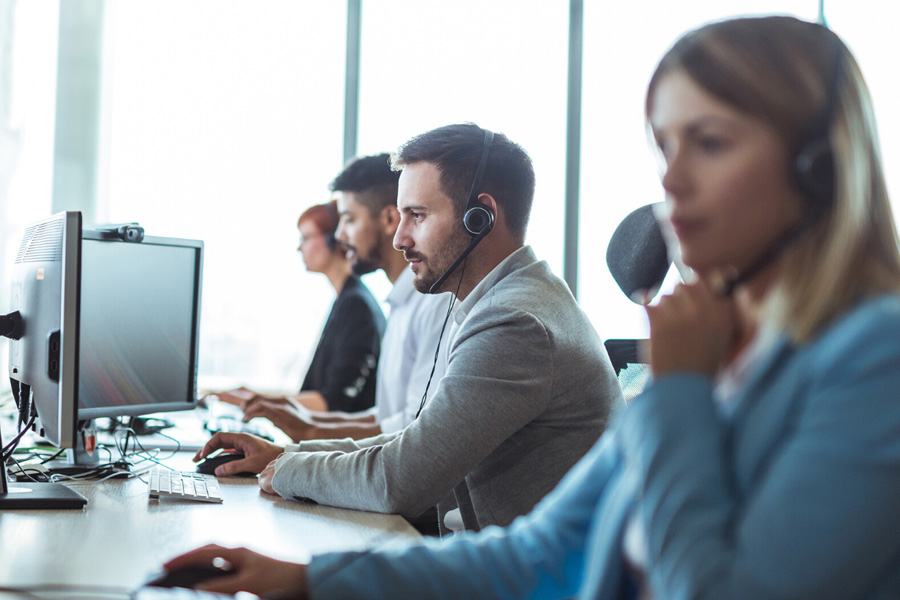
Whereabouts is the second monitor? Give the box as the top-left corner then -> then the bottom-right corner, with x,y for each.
67,227 -> 204,466
78,228 -> 203,420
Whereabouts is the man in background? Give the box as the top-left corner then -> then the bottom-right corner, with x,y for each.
235,153 -> 452,441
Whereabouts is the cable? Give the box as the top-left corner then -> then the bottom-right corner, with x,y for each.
15,381 -> 28,431
113,422 -> 181,461
2,413 -> 36,461
414,256 -> 469,419
6,455 -> 50,483
4,411 -> 186,485
15,422 -> 184,484
40,448 -> 67,464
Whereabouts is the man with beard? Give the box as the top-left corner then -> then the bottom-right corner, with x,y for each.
220,153 -> 451,441
200,124 -> 623,535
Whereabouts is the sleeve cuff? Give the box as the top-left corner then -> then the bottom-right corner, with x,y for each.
379,412 -> 405,435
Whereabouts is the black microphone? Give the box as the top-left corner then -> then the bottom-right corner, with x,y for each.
715,221 -> 810,296
428,234 -> 485,295
606,204 -> 672,303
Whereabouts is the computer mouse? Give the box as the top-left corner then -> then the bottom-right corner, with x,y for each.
144,564 -> 233,589
195,452 -> 255,477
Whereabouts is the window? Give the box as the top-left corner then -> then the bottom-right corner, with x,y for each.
0,1 -> 60,377
100,2 -> 347,391
827,0 -> 900,221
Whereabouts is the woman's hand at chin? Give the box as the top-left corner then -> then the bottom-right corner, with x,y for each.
645,277 -> 736,378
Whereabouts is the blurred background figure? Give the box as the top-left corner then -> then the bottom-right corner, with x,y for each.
216,200 -> 385,414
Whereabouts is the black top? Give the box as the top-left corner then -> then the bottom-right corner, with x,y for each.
301,276 -> 385,412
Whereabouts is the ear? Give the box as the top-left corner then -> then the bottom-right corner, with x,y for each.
477,193 -> 499,223
381,205 -> 401,235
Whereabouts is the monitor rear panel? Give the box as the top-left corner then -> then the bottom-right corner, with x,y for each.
8,211 -> 81,449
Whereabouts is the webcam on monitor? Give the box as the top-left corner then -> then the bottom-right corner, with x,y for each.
93,222 -> 146,243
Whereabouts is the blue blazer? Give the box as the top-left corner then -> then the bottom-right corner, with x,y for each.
306,294 -> 900,600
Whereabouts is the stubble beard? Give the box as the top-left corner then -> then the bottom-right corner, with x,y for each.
349,236 -> 383,276
408,231 -> 471,294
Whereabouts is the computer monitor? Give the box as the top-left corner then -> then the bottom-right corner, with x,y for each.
66,227 -> 204,465
1,211 -> 87,509
3,214 -> 205,487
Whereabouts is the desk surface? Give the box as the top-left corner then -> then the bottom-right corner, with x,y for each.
0,455 -> 421,593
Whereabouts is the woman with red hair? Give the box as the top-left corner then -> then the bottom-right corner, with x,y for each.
218,200 -> 385,421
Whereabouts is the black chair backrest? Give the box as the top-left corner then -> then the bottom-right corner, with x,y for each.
604,339 -> 651,403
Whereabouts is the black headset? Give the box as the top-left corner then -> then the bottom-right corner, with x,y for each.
462,129 -> 496,237
324,200 -> 340,250
416,128 -> 499,415
719,33 -> 846,297
793,32 -> 845,212
426,128 -> 496,294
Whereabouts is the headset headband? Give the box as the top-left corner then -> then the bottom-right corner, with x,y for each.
465,129 -> 494,214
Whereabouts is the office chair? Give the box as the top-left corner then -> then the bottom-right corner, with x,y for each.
604,203 -> 672,401
603,338 -> 643,377
603,338 -> 649,403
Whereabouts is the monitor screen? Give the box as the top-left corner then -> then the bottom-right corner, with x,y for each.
77,230 -> 203,420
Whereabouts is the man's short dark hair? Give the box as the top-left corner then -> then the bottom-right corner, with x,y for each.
390,123 -> 535,241
329,153 -> 400,215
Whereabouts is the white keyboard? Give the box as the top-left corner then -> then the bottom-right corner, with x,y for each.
148,467 -> 223,503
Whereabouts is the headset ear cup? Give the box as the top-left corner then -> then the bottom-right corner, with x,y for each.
325,200 -> 340,250
463,204 -> 495,237
794,135 -> 836,209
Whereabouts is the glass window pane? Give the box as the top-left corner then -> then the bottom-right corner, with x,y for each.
580,1 -> 820,342
101,1 -> 347,391
357,0 -> 570,275
826,0 -> 900,222
1,1 -> 60,374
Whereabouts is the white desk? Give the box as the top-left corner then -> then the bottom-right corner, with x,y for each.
0,455 -> 421,595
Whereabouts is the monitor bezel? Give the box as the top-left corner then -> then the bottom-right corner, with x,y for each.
76,229 -> 204,421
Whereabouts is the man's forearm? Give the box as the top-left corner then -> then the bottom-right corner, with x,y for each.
308,420 -> 383,441
287,391 -> 328,412
309,407 -> 378,424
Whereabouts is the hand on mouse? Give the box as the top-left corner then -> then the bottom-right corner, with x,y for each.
193,432 -> 284,476
163,544 -> 308,598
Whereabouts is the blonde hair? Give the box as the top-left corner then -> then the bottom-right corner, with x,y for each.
647,16 -> 900,342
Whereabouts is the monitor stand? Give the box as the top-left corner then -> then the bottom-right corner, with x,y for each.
44,419 -> 126,475
0,425 -> 88,509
